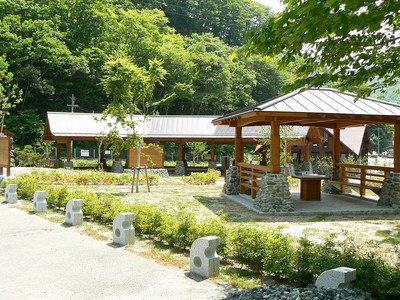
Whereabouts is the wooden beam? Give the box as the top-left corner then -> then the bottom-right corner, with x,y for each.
333,128 -> 341,167
394,124 -> 400,172
234,127 -> 243,165
270,121 -> 280,173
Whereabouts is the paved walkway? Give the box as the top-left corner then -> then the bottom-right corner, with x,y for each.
0,204 -> 229,300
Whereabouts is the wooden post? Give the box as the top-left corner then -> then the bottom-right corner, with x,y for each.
270,121 -> 280,173
304,140 -> 310,162
234,127 -> 243,165
66,141 -> 71,162
394,124 -> 400,172
333,128 -> 341,167
56,143 -> 61,160
178,142 -> 185,161
210,141 -> 215,161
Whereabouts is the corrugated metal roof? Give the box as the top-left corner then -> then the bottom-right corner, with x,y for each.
213,87 -> 400,126
45,112 -> 314,140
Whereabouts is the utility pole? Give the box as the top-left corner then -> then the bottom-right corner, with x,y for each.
67,94 -> 79,112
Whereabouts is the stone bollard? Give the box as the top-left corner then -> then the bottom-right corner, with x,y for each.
113,213 -> 135,245
190,236 -> 220,278
315,267 -> 356,289
65,199 -> 83,226
5,184 -> 18,203
33,191 -> 47,213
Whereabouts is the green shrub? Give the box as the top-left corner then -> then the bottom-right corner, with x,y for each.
227,225 -> 270,272
15,174 -> 42,200
196,215 -> 228,256
132,204 -> 163,236
182,169 -> 221,185
139,173 -> 159,185
47,185 -> 70,209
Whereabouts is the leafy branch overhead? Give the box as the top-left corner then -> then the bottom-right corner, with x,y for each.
244,0 -> 400,95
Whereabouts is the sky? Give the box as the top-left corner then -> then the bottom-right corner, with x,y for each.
254,0 -> 284,12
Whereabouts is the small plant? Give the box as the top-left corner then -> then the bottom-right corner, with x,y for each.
182,169 -> 221,185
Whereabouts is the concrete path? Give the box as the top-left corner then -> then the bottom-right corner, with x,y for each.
0,203 -> 229,300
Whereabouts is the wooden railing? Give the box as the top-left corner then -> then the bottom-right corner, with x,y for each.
238,162 -> 272,198
37,159 -> 64,168
333,163 -> 393,196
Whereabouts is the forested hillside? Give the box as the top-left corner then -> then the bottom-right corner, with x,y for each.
0,0 -> 289,145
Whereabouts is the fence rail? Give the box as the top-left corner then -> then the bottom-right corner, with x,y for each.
334,163 -> 393,196
238,162 -> 271,198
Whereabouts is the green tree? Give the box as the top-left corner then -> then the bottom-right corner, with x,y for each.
4,110 -> 43,147
0,56 -> 23,133
186,142 -> 209,163
244,0 -> 400,95
101,55 -> 166,165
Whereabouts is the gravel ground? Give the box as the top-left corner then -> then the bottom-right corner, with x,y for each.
225,285 -> 372,300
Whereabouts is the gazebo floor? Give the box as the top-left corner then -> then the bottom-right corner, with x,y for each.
221,191 -> 399,216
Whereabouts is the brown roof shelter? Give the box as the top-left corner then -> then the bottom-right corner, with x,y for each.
43,113 -> 268,164
212,87 -> 400,172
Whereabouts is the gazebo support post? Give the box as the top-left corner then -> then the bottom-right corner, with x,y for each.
208,141 -> 217,169
64,140 -> 74,168
270,121 -> 280,173
175,141 -> 186,175
304,140 -> 310,162
322,128 -> 342,194
394,124 -> 400,172
234,127 -> 243,165
333,128 -> 341,167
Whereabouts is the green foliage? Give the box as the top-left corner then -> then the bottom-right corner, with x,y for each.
185,142 -> 209,162
244,0 -> 400,94
3,173 -> 41,199
47,185 -> 70,209
0,56 -> 22,132
140,173 -> 159,186
227,225 -> 293,275
182,169 -> 221,185
4,110 -> 43,147
15,145 -> 45,166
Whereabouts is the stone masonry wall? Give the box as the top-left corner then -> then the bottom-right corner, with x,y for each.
254,173 -> 293,212
322,167 -> 342,194
223,166 -> 240,195
378,172 -> 400,208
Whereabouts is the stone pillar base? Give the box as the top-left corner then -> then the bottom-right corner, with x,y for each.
378,172 -> 400,208
111,160 -> 124,173
223,166 -> 240,195
64,161 -> 74,169
175,161 -> 186,176
322,167 -> 342,194
208,161 -> 217,170
254,173 -> 293,212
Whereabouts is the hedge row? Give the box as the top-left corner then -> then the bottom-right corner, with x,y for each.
13,170 -> 159,186
3,174 -> 400,299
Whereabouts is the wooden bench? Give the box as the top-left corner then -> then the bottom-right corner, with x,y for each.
329,180 -> 382,196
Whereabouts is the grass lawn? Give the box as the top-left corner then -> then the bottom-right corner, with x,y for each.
6,167 -> 400,289
99,174 -> 400,262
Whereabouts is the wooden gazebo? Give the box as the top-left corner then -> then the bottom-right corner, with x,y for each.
213,87 -> 400,204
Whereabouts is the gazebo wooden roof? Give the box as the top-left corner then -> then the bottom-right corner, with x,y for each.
213,87 -> 400,172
